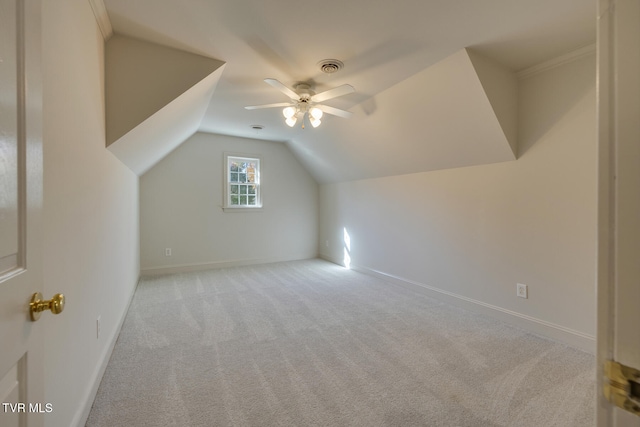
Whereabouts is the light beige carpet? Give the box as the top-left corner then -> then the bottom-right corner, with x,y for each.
86,259 -> 594,426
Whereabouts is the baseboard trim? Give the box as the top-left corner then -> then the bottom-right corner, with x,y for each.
320,254 -> 596,354
72,274 -> 140,427
141,254 -> 319,276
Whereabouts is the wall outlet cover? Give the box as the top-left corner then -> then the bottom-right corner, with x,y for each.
517,283 -> 528,299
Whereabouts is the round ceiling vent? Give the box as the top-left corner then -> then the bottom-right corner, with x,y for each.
318,59 -> 344,74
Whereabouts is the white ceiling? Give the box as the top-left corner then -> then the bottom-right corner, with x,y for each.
103,0 -> 595,183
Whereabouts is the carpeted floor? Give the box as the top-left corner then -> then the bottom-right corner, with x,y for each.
86,259 -> 595,426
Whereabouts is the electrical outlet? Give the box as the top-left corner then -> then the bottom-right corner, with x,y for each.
325,240 -> 329,248
165,248 -> 172,256
97,316 -> 101,339
517,283 -> 528,299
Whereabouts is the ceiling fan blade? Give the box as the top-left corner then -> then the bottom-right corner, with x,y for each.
311,84 -> 355,103
317,104 -> 353,118
264,78 -> 299,100
244,102 -> 292,110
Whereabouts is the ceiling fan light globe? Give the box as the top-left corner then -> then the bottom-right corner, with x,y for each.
310,107 -> 323,120
310,117 -> 321,128
285,117 -> 297,127
283,106 -> 296,119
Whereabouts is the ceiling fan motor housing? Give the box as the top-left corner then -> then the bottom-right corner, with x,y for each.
294,83 -> 313,100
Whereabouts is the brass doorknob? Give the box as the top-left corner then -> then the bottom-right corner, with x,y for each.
29,292 -> 65,321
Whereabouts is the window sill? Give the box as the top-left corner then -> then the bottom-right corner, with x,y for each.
222,206 -> 263,213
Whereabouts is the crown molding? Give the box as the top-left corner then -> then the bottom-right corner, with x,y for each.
517,43 -> 596,80
88,0 -> 113,40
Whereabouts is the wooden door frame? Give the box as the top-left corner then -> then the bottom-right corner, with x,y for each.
596,0 -> 640,425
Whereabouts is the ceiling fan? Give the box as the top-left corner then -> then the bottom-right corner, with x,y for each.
245,79 -> 355,128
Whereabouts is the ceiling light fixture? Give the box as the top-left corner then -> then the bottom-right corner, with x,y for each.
283,106 -> 298,127
310,107 -> 323,120
283,107 -> 296,119
281,104 -> 324,128
285,116 -> 297,127
309,107 -> 323,128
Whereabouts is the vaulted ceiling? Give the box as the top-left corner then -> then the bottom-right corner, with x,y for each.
102,0 -> 595,183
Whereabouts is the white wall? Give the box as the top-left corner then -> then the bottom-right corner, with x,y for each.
319,53 -> 597,350
42,1 -> 140,426
140,132 -> 318,273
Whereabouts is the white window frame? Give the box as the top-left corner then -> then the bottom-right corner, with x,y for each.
223,153 -> 262,212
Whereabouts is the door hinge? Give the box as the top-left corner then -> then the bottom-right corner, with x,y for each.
604,360 -> 640,416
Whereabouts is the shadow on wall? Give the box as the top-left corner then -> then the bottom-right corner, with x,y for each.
358,95 -> 378,116
518,54 -> 595,157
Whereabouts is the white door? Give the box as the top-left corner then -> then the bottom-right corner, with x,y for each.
596,0 -> 640,425
0,0 -> 45,426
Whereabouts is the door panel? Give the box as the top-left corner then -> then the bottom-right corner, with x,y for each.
0,363 -> 20,427
0,0 -> 19,276
0,0 -> 44,426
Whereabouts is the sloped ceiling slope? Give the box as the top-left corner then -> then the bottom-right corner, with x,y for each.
102,0 -> 594,182
106,35 -> 225,175
288,49 -> 517,183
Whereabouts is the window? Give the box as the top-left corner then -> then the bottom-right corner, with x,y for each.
224,154 -> 261,210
